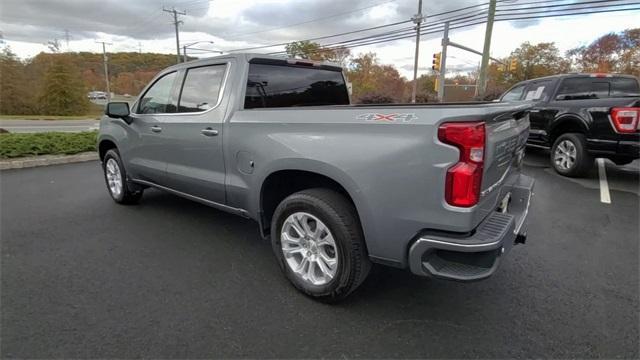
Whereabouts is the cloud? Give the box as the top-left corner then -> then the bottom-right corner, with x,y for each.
1,0 -> 638,79
0,0 -> 488,46
0,0 -> 212,43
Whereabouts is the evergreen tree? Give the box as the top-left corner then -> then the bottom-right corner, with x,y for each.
0,46 -> 31,115
39,54 -> 89,115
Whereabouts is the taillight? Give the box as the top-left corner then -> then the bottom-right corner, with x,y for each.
438,122 -> 486,207
610,107 -> 640,133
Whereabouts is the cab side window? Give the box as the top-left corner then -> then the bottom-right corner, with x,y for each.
523,80 -> 553,102
178,64 -> 227,113
556,78 -> 609,100
137,72 -> 177,114
501,84 -> 526,102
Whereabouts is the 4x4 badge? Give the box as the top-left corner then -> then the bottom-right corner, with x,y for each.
357,113 -> 418,122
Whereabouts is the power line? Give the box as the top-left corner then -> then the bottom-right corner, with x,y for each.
267,3 -> 640,57
267,10 -> 492,55
228,19 -> 413,52
266,2 -> 640,56
497,0 -> 635,12
222,0 -> 399,39
497,0 -> 624,8
228,1 -> 505,52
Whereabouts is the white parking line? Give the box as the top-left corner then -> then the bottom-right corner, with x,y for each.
597,158 -> 611,204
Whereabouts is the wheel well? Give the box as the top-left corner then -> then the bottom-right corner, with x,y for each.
98,140 -> 117,161
549,118 -> 586,144
260,170 -> 357,236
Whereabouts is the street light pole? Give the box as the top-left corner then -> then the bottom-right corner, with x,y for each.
410,0 -> 423,103
182,41 -> 218,62
438,22 -> 449,102
96,41 -> 112,102
476,0 -> 497,98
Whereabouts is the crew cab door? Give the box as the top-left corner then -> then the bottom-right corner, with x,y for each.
125,71 -> 179,185
522,79 -> 557,144
161,61 -> 231,204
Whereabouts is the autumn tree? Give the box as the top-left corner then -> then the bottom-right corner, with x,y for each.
39,54 -> 90,115
286,41 -> 323,60
346,52 -> 406,102
285,41 -> 351,65
0,47 -> 34,114
567,28 -> 639,76
405,73 -> 438,103
485,42 -> 570,97
509,42 -> 570,81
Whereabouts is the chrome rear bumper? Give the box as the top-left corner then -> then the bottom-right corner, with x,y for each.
409,174 -> 534,282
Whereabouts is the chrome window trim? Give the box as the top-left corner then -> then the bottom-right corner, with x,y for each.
131,62 -> 231,117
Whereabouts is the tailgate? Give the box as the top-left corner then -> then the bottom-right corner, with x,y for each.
481,109 -> 530,200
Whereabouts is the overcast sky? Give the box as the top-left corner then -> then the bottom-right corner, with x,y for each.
1,0 -> 639,78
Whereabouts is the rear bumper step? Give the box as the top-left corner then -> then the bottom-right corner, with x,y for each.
408,174 -> 534,282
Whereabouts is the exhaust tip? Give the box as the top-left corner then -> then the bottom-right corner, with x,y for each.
515,232 -> 527,245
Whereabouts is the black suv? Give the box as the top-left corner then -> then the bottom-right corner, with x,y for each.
500,73 -> 639,177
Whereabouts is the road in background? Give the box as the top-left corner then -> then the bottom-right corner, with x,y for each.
0,119 -> 99,133
1,153 -> 638,358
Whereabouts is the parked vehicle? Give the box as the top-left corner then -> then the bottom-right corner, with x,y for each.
500,73 -> 640,177
88,91 -> 108,100
98,54 -> 534,301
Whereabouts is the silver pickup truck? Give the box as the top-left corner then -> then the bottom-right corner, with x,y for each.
98,54 -> 534,301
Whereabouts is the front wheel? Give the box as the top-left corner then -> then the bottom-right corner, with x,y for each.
102,149 -> 143,204
551,133 -> 593,177
270,188 -> 371,302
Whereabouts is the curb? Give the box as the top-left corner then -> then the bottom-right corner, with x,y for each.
0,152 -> 99,170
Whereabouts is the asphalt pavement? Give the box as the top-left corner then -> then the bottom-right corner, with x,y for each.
0,119 -> 99,133
1,152 -> 638,358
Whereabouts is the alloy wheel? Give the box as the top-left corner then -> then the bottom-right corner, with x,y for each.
280,212 -> 338,286
105,158 -> 123,198
554,139 -> 577,170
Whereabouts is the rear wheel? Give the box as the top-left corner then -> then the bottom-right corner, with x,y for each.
271,188 -> 370,302
102,149 -> 143,204
551,133 -> 593,177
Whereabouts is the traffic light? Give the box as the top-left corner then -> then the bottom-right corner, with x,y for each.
509,58 -> 518,72
434,77 -> 440,91
432,52 -> 442,72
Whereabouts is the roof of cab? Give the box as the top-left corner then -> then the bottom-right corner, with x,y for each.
163,52 -> 343,71
513,73 -> 639,84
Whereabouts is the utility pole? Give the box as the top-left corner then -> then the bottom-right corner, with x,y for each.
96,41 -> 112,102
476,0 -> 496,98
438,22 -> 449,102
64,29 -> 70,51
410,0 -> 423,103
138,42 -> 142,54
163,7 -> 186,64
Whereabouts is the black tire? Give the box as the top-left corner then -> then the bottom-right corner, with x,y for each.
102,149 -> 143,204
270,188 -> 371,302
550,133 -> 593,177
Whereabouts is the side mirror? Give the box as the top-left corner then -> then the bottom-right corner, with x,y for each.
105,102 -> 132,123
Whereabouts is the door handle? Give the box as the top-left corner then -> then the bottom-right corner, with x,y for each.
151,126 -> 162,133
201,128 -> 219,136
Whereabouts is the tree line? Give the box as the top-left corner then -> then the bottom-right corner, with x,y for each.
287,28 -> 638,102
0,49 -> 177,115
0,28 -> 637,115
